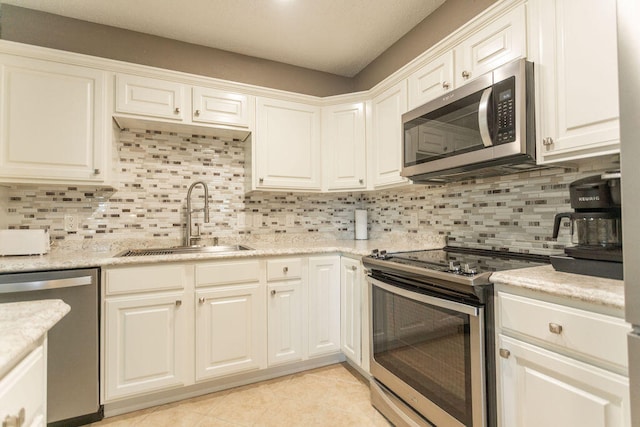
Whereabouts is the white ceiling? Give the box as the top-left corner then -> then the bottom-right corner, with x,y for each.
0,0 -> 446,77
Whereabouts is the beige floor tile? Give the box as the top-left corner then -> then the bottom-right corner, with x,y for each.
91,363 -> 393,427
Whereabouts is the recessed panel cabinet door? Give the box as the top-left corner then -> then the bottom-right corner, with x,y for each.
105,292 -> 188,400
340,257 -> 362,365
535,0 -> 619,162
0,55 -> 106,183
255,97 -> 321,190
308,256 -> 340,357
267,280 -> 303,366
498,335 -> 630,427
115,73 -> 185,121
192,87 -> 252,128
195,283 -> 266,380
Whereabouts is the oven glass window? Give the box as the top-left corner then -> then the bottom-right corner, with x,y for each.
404,89 -> 488,167
372,285 -> 473,426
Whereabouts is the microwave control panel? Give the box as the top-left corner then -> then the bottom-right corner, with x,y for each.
495,76 -> 516,144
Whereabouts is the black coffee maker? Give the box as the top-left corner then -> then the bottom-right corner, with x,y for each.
551,171 -> 623,279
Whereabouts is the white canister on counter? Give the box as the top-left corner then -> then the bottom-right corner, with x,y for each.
355,209 -> 368,240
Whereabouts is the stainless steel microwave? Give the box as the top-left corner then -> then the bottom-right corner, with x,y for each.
401,59 -> 536,183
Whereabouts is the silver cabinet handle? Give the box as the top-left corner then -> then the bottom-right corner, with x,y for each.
549,323 -> 563,334
174,107 -> 181,114
259,178 -> 264,183
175,300 -> 182,307
462,70 -> 471,79
283,266 -> 288,273
270,289 -> 277,296
351,265 -> 357,271
499,348 -> 511,359
195,109 -> 201,116
543,137 -> 554,146
442,81 -> 450,89
198,297 -> 206,304
3,407 -> 26,427
359,179 -> 364,184
94,168 -> 100,175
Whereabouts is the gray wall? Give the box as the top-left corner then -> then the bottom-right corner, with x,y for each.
0,2 -> 496,96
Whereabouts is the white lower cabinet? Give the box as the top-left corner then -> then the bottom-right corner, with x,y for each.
340,257 -> 362,366
267,257 -> 305,366
0,338 -> 46,427
195,261 -> 266,380
104,291 -> 189,400
495,288 -> 631,427
498,334 -> 629,427
308,256 -> 341,357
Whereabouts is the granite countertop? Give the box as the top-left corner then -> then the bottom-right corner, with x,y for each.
0,299 -> 70,377
491,264 -> 625,311
0,236 -> 443,274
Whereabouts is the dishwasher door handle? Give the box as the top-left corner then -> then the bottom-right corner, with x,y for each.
0,276 -> 93,293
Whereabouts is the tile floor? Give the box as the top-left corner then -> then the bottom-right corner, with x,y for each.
90,363 -> 392,426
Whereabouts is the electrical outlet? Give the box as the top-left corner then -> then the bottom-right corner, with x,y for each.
285,214 -> 295,227
237,212 -> 246,228
410,213 -> 418,227
64,214 -> 78,232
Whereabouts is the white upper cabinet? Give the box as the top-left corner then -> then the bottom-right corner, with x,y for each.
371,81 -> 409,188
114,73 -> 253,140
192,87 -> 253,128
455,4 -> 527,87
0,54 -> 108,184
407,51 -> 454,110
116,73 -> 185,120
253,97 -> 321,191
531,0 -> 619,163
322,102 -> 367,191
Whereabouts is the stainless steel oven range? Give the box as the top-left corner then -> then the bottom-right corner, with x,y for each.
362,247 -> 549,427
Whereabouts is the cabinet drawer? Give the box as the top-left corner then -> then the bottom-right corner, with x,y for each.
267,258 -> 302,281
498,292 -> 630,369
195,260 -> 260,287
106,264 -> 189,295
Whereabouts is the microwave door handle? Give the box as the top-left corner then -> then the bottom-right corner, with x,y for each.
478,87 -> 493,147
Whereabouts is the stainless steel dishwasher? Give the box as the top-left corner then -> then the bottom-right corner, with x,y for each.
0,268 -> 103,426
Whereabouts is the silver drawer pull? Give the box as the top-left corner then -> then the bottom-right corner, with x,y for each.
351,265 -> 357,271
270,289 -> 277,296
499,348 -> 511,359
174,107 -> 181,114
549,323 -> 563,334
283,266 -> 288,273
198,297 -> 206,304
175,300 -> 182,307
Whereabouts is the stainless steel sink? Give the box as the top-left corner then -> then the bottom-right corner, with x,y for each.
115,245 -> 253,257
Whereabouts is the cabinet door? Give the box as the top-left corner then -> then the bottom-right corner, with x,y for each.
407,51 -> 454,110
0,341 -> 46,427
105,292 -> 188,400
116,73 -> 185,121
255,97 -> 321,190
322,102 -> 366,191
497,334 -> 630,427
195,283 -> 266,380
0,55 -> 106,183
308,256 -> 340,357
371,82 -> 409,188
455,4 -> 526,86
267,279 -> 303,366
534,0 -> 619,162
192,87 -> 253,128
340,257 -> 362,366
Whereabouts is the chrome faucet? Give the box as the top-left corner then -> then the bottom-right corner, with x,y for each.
185,181 -> 210,247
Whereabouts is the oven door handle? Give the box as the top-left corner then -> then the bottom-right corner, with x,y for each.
369,277 -> 480,317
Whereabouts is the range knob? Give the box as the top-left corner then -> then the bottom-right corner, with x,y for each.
371,249 -> 379,258
448,261 -> 461,273
379,250 -> 388,259
463,263 -> 478,275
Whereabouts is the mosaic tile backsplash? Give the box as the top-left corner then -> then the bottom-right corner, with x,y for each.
1,129 -> 618,255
